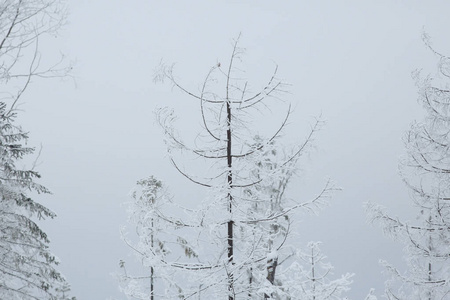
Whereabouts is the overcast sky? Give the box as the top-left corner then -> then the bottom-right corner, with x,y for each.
16,1 -> 450,299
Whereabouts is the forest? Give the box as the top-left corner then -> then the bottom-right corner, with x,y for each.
0,1 -> 449,299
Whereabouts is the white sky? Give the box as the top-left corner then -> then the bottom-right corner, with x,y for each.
16,1 -> 450,299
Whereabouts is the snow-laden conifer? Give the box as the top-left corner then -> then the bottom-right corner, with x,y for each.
276,242 -> 353,299
0,104 -> 74,299
0,0 -> 73,298
367,34 -> 450,300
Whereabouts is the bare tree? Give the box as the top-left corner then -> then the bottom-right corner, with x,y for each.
367,34 -> 450,300
0,0 -> 73,299
120,36 -> 337,299
0,0 -> 69,110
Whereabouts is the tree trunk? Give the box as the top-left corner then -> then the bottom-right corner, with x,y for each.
227,100 -> 234,300
265,257 -> 278,299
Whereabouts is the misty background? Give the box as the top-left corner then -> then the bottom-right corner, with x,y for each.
15,1 -> 450,299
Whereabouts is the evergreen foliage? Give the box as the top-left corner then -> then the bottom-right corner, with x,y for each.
0,104 -> 74,299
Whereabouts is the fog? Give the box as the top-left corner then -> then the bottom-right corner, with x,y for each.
16,1 -> 450,299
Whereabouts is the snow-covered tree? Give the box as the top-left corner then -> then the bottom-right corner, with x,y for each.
0,1 -> 73,299
367,35 -> 450,300
0,0 -> 69,112
119,176 -> 181,299
241,137 -> 298,299
0,103 -> 74,299
120,36 -> 342,299
276,242 -> 353,300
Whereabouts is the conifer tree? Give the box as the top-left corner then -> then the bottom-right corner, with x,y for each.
277,242 -> 353,299
0,0 -> 73,299
367,35 -> 450,300
0,104 -> 74,299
